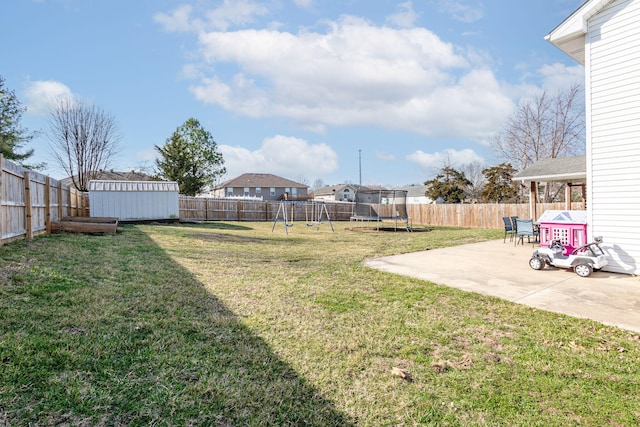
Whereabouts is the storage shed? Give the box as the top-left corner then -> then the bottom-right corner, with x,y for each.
89,180 -> 179,221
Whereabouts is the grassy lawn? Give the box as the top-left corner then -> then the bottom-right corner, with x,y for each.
1,221 -> 639,426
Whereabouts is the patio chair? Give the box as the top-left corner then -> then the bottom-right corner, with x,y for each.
515,218 -> 538,246
502,216 -> 515,242
510,216 -> 518,232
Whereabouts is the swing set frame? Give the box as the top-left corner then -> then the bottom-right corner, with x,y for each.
271,201 -> 335,235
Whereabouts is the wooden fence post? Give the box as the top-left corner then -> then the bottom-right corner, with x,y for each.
58,184 -> 64,219
45,177 -> 51,234
24,171 -> 33,239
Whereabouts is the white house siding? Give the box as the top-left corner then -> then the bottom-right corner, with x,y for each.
587,0 -> 640,273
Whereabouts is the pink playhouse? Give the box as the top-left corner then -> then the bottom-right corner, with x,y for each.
537,210 -> 588,254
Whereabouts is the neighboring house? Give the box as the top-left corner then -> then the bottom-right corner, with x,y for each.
395,185 -> 433,204
546,0 -> 640,274
212,173 -> 309,201
313,184 -> 371,202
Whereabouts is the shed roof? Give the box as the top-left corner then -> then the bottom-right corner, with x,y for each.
545,0 -> 613,64
89,180 -> 179,192
215,173 -> 308,189
512,155 -> 586,183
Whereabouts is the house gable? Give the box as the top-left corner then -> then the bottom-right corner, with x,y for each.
545,0 -> 613,63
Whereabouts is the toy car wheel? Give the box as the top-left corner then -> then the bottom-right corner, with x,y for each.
529,256 -> 545,270
574,263 -> 593,277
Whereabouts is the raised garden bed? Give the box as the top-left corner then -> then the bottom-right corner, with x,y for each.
51,216 -> 119,235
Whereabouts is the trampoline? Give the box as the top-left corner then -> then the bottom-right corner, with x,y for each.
350,189 -> 412,231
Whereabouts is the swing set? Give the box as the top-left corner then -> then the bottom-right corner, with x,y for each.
271,201 -> 334,235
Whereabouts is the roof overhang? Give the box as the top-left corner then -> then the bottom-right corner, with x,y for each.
513,172 -> 586,184
544,0 -> 613,64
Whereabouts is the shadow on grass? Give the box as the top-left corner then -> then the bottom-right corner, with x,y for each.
0,227 -> 353,426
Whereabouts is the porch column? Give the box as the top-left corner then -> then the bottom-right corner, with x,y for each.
565,184 -> 572,210
530,181 -> 538,220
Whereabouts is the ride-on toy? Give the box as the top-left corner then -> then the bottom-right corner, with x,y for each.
529,238 -> 607,277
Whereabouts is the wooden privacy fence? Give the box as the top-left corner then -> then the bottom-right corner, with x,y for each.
0,155 -> 89,245
179,196 -> 356,222
180,197 -> 584,229
407,202 -> 585,229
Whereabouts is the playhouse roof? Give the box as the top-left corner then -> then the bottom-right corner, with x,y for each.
537,210 -> 588,224
88,180 -> 179,192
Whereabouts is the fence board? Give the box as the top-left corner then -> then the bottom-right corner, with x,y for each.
0,155 -> 88,244
406,203 -> 584,229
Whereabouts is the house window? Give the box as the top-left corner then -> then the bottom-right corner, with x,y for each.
270,187 -> 276,196
227,187 -> 234,196
292,188 -> 298,196
244,187 -> 250,196
255,187 -> 261,194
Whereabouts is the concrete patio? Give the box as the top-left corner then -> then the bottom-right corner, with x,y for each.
365,239 -> 640,333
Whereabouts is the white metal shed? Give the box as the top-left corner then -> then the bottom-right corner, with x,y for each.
89,180 -> 179,221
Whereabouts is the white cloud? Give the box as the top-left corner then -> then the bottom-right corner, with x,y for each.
184,15 -> 515,140
219,135 -> 338,179
438,0 -> 484,23
24,80 -> 74,115
135,148 -> 158,162
406,148 -> 484,171
154,4 -> 197,32
292,0 -> 314,9
154,1 -> 269,32
386,2 -> 419,28
538,63 -> 585,93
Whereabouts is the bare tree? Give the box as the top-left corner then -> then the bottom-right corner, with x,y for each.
491,83 -> 585,202
312,178 -> 325,191
492,83 -> 585,171
460,161 -> 486,201
48,99 -> 121,191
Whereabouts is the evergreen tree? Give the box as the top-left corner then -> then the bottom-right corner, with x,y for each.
424,166 -> 471,203
155,118 -> 226,196
481,163 -> 519,203
0,76 -> 40,168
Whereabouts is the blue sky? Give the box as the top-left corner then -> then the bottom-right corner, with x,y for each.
2,0 -> 585,187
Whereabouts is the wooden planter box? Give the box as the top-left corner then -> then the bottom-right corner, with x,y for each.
51,217 -> 119,235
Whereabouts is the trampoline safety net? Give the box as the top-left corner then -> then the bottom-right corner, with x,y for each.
351,189 -> 411,231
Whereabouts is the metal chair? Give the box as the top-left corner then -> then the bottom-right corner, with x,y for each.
502,217 -> 515,242
510,216 -> 518,232
515,218 -> 538,246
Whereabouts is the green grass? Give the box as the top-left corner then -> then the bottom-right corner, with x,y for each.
1,222 -> 639,426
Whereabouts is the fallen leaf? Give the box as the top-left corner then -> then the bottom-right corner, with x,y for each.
391,367 -> 413,382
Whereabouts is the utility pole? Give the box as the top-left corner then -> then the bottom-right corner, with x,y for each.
359,149 -> 362,186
